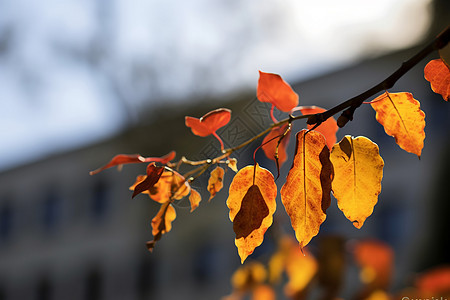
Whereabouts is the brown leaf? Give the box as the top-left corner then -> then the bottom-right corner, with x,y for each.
208,166 -> 225,200
233,185 -> 269,239
132,163 -> 164,198
227,158 -> 238,172
280,130 -> 333,249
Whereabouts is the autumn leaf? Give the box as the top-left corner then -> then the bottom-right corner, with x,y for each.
257,71 -> 299,112
185,108 -> 231,137
261,124 -> 291,167
207,166 -> 225,200
251,285 -> 276,300
130,170 -> 190,203
227,158 -> 238,172
330,136 -> 384,228
280,129 -> 333,249
230,261 -> 267,292
371,92 -> 425,158
147,201 -> 177,252
294,106 -> 338,149
353,239 -> 393,290
189,189 -> 202,212
227,164 -> 277,263
416,266 -> 450,296
89,151 -> 176,175
132,163 -> 164,198
424,59 -> 450,101
284,247 -> 318,298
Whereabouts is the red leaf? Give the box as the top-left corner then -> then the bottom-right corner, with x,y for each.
132,163 -> 164,198
89,151 -> 176,175
185,108 -> 231,137
295,106 -> 338,149
257,71 -> 299,112
261,124 -> 291,167
424,59 -> 450,101
89,154 -> 145,175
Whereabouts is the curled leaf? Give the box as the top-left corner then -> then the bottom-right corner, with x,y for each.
90,151 -> 176,175
208,166 -> 225,201
130,170 -> 190,203
424,59 -> 450,101
147,202 -> 177,252
227,158 -> 238,172
257,71 -> 299,112
189,189 -> 202,212
227,164 -> 277,263
132,163 -> 164,198
330,136 -> 384,228
280,130 -> 333,249
371,92 -> 425,158
261,124 -> 291,167
295,106 -> 338,149
185,108 -> 231,137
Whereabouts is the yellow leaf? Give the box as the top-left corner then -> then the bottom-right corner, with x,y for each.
208,166 -> 225,200
189,189 -> 202,212
330,136 -> 384,228
371,92 -> 425,158
230,261 -> 267,292
280,130 -> 333,249
284,247 -> 318,297
151,202 -> 176,236
227,164 -> 277,263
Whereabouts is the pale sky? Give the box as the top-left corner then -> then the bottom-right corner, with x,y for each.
0,0 -> 433,171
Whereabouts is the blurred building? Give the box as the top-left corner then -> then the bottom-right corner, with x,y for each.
0,41 -> 449,300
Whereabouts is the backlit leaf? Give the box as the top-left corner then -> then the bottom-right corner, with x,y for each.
132,163 -> 164,198
208,166 -> 225,200
257,71 -> 299,112
231,261 -> 267,292
227,158 -> 238,172
424,59 -> 450,101
189,189 -> 202,212
147,201 -> 177,252
185,108 -> 231,137
353,240 -> 393,289
416,266 -> 450,295
89,151 -> 175,175
295,106 -> 338,149
261,124 -> 291,167
130,170 -> 190,203
280,130 -> 333,249
371,92 -> 425,158
227,164 -> 277,263
330,136 -> 384,228
284,247 -> 318,298
251,285 -> 276,300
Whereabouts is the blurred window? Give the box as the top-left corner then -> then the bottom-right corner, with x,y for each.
0,202 -> 13,242
42,191 -> 61,232
91,180 -> 109,220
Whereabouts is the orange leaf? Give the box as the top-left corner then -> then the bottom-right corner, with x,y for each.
185,108 -> 231,137
130,170 -> 190,203
147,201 -> 177,252
257,71 -> 299,112
330,136 -> 384,228
132,163 -> 164,198
261,124 -> 291,167
227,164 -> 277,263
189,189 -> 202,212
208,166 -> 225,200
296,106 -> 338,149
89,151 -> 176,175
416,266 -> 450,295
284,247 -> 318,298
231,261 -> 267,292
251,285 -> 276,300
353,240 -> 393,289
371,92 -> 425,158
424,59 -> 450,101
280,130 -> 333,249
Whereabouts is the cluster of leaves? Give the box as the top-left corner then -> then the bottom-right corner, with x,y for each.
224,235 -> 450,300
90,27 -> 450,298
